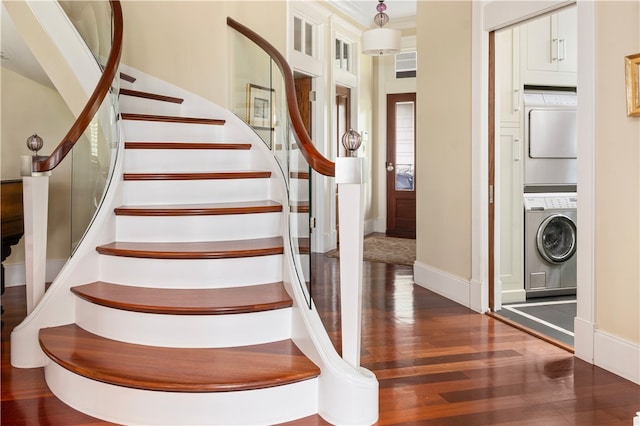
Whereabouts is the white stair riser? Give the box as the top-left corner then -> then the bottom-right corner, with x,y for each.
123,179 -> 273,205
122,120 -> 226,142
115,213 -> 282,242
289,180 -> 310,202
99,255 -> 283,288
290,216 -> 310,238
45,364 -> 318,426
75,298 -> 292,348
124,149 -> 252,173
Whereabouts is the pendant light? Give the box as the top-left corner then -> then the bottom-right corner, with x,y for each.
362,0 -> 401,56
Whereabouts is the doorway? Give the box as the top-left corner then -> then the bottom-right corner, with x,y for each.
489,7 -> 578,350
386,93 -> 416,239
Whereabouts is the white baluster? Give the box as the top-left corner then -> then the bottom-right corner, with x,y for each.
336,156 -> 365,369
21,156 -> 50,314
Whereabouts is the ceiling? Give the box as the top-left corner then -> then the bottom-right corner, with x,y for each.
0,0 -> 417,89
1,3 -> 53,87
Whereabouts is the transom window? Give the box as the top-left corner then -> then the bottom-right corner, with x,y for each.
335,38 -> 352,71
294,16 -> 314,57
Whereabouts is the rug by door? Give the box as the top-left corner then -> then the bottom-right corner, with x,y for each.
326,234 -> 416,266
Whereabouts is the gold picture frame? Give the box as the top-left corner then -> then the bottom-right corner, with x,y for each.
625,53 -> 640,117
247,83 -> 274,129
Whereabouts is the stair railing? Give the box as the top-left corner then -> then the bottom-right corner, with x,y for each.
227,18 -> 367,369
20,0 -> 123,313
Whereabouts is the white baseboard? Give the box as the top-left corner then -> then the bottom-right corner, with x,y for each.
414,261 -> 470,308
594,330 -> 640,385
573,317 -> 595,363
501,289 -> 527,304
3,260 -> 66,287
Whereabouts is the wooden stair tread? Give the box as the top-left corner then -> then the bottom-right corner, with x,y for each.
120,88 -> 184,104
96,237 -> 284,259
290,201 -> 310,213
39,324 -> 319,392
114,200 -> 282,216
123,171 -> 271,180
121,113 -> 225,126
125,141 -> 251,150
71,282 -> 292,315
119,72 -> 136,83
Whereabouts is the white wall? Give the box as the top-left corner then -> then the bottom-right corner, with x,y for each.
1,67 -> 73,283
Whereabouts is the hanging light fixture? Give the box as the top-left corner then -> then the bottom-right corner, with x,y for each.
362,0 -> 401,56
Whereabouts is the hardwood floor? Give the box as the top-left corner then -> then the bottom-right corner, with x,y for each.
2,255 -> 639,425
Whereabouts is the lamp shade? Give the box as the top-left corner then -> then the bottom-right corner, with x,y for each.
362,27 -> 401,56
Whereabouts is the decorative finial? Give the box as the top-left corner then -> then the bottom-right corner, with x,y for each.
26,133 -> 44,156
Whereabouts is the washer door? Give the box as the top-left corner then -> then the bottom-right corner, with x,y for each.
536,214 -> 576,264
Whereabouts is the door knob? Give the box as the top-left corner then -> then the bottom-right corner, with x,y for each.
386,162 -> 394,172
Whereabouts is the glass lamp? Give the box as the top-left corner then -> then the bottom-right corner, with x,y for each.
341,129 -> 362,157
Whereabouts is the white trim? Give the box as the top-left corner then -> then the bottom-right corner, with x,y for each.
501,289 -> 527,305
414,261 -> 470,308
3,259 -> 66,288
471,1 -> 489,314
574,0 -> 596,364
594,331 -> 640,385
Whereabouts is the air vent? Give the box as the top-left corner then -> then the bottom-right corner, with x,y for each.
395,51 -> 416,79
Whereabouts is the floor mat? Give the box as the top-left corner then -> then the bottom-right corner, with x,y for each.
500,300 -> 576,347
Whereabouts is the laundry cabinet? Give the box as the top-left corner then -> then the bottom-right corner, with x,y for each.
521,6 -> 577,87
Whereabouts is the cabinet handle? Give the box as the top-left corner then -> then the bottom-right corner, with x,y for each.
514,138 -> 521,162
513,89 -> 520,112
559,38 -> 566,61
552,38 -> 559,62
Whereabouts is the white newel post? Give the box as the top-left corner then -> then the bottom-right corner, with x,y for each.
336,157 -> 365,369
21,156 -> 50,314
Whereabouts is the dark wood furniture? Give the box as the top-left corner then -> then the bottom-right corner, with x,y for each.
1,179 -> 24,299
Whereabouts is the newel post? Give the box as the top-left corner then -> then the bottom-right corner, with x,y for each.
336,156 -> 365,369
20,150 -> 50,314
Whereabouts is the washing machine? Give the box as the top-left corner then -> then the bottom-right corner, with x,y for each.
524,193 -> 577,298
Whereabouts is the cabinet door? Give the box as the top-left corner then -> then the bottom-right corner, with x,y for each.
523,14 -> 557,73
497,28 -> 521,125
557,7 -> 577,73
499,127 -> 525,303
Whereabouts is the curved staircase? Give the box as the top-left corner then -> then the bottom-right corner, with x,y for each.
35,70 -> 322,425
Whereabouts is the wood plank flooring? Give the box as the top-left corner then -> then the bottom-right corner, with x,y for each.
2,254 -> 639,425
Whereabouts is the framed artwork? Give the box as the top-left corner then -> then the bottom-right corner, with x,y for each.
247,83 -> 274,129
625,53 -> 640,117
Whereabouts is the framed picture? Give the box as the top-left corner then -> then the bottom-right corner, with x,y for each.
625,53 -> 640,117
247,83 -> 274,129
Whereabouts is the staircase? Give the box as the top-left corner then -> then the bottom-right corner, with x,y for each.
35,69 -> 322,425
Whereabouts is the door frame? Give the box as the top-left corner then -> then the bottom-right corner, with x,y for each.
473,1 -> 595,362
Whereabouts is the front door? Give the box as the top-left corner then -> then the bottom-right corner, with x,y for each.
386,93 -> 416,238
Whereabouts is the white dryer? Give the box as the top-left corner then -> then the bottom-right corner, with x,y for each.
524,193 -> 577,298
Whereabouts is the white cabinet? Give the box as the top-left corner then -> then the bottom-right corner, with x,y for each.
498,126 -> 525,303
521,6 -> 577,86
496,27 -> 521,126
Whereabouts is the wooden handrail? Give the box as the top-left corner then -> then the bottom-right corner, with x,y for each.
227,18 -> 335,177
33,0 -> 124,172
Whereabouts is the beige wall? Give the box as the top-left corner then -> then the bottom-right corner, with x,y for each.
1,67 -> 73,265
594,1 -> 640,344
120,1 -> 287,109
416,1 -> 472,280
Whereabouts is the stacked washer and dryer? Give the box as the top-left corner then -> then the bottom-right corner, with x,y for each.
523,88 -> 578,298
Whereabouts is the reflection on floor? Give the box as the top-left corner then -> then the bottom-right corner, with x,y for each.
500,296 -> 576,347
